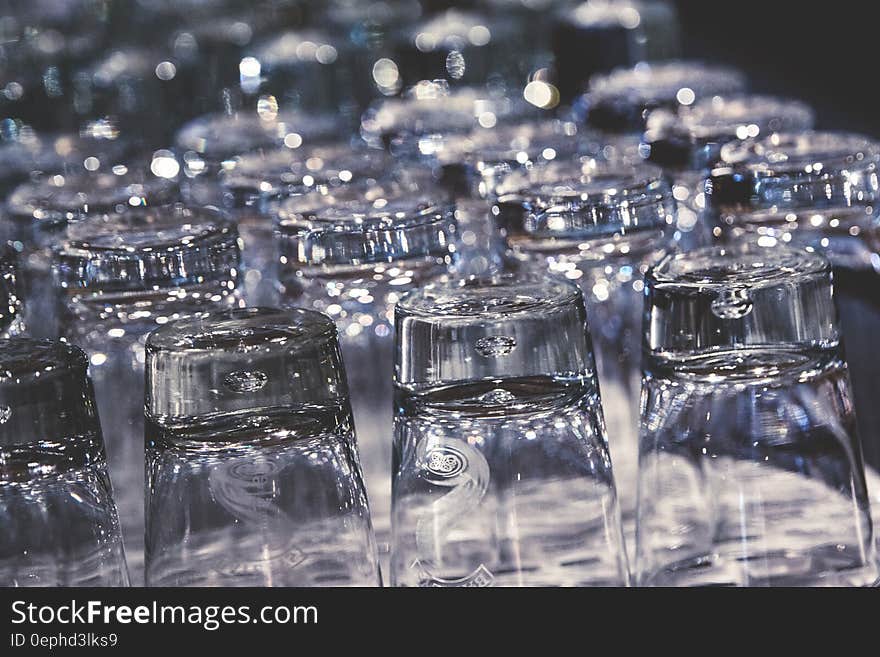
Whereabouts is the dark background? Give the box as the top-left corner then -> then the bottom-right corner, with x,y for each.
674,0 -> 879,137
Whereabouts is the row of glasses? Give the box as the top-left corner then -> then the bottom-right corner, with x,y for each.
2,243 -> 877,586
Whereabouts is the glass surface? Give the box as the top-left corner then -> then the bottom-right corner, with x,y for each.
175,108 -> 345,175
53,204 -> 243,584
0,338 -> 128,586
391,9 -> 529,91
217,142 -> 395,306
708,131 -> 880,470
636,243 -> 878,586
392,276 -> 628,586
360,81 -> 540,158
494,157 -> 676,527
145,307 -> 380,586
276,182 -> 458,564
5,167 -> 180,338
0,246 -> 26,338
574,60 -> 747,134
552,0 -> 683,102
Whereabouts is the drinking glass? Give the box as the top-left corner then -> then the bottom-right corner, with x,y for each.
0,126 -> 131,200
275,181 -> 458,562
707,132 -> 880,470
390,9 -> 528,91
391,275 -> 629,587
359,80 -> 539,159
0,338 -> 128,586
216,142 -> 394,306
573,61 -> 747,135
53,203 -> 242,584
636,242 -> 878,586
493,157 -> 676,524
145,307 -> 381,587
552,0 -> 683,102
246,28 -> 363,123
4,167 -> 180,339
643,94 -> 815,247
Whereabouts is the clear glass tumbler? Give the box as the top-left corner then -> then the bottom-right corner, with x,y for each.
391,276 -> 629,587
4,168 -> 180,338
275,182 -> 458,561
216,143 -> 394,307
53,203 -> 242,584
552,0 -> 683,102
144,307 -> 381,587
573,61 -> 747,135
0,338 -> 129,586
636,243 -> 878,586
643,95 -> 815,248
707,132 -> 880,472
494,157 -> 676,526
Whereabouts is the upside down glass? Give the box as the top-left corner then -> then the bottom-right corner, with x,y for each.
145,308 -> 381,586
392,276 -> 629,587
5,168 -> 179,338
276,183 -> 458,562
53,204 -> 242,584
0,338 -> 128,586
636,243 -> 878,586
494,158 -> 676,527
707,132 -> 880,470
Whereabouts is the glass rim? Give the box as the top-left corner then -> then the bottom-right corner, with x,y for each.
145,306 -> 337,354
175,109 -> 343,161
648,242 -> 831,291
0,337 -> 88,386
396,274 -> 582,320
709,131 -> 880,210
6,170 -> 180,224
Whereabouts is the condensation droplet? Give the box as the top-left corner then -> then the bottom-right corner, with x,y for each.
223,370 -> 268,393
711,288 -> 753,319
474,335 -> 516,357
0,405 -> 10,424
477,388 -> 517,405
445,50 -> 466,79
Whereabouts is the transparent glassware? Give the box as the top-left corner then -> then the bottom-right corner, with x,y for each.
390,9 -> 529,92
573,61 -> 747,135
391,276 -> 628,587
275,182 -> 458,564
317,0 -> 423,104
359,81 -> 540,159
4,168 -> 180,338
174,108 -> 345,181
643,95 -> 815,247
144,307 -> 381,587
707,132 -> 880,470
493,157 -> 676,526
72,47 -> 194,148
552,0 -> 683,102
216,143 -> 394,306
246,29 -> 363,123
0,338 -> 129,586
0,126 -> 131,199
636,243 -> 878,587
429,118 -> 606,198
0,245 -> 26,338
52,203 -> 242,585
